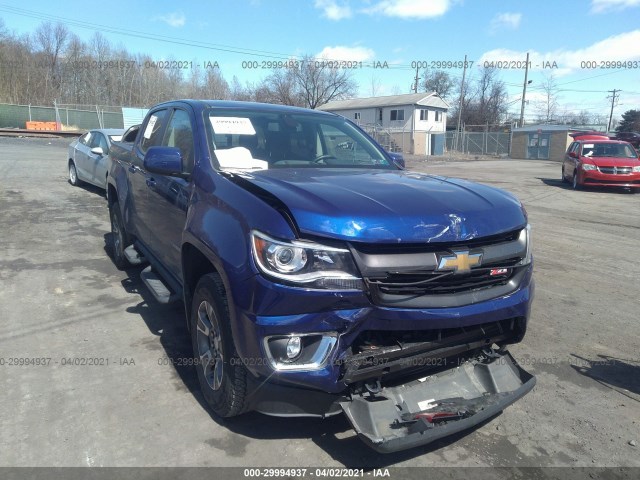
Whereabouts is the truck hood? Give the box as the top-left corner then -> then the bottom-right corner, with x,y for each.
238,169 -> 526,243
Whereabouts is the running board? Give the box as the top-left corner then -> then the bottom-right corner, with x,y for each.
140,266 -> 179,304
124,245 -> 146,265
340,350 -> 535,453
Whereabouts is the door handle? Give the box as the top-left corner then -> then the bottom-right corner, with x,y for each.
128,165 -> 136,173
146,178 -> 157,188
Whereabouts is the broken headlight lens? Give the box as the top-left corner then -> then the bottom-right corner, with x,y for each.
251,231 -> 363,290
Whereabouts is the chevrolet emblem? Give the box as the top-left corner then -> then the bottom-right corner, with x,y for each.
437,250 -> 483,274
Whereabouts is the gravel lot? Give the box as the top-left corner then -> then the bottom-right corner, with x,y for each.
1,137 -> 639,471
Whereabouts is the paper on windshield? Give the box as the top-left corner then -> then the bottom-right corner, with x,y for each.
214,147 -> 268,170
210,117 -> 256,135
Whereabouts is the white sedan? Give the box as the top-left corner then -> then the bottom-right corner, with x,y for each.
67,128 -> 125,190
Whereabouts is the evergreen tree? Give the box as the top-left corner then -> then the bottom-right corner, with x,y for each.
616,109 -> 640,133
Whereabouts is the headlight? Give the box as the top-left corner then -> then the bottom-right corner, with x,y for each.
581,163 -> 597,171
251,231 -> 363,290
517,224 -> 532,266
632,166 -> 640,172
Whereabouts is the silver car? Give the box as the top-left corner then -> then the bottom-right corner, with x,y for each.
68,128 -> 125,190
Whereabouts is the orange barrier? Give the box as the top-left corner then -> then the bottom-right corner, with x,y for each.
25,121 -> 59,131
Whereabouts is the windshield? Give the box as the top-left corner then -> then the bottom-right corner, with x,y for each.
205,109 -> 392,170
582,142 -> 637,158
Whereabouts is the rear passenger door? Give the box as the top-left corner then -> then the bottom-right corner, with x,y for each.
145,107 -> 195,280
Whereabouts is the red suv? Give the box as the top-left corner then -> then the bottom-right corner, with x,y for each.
562,134 -> 640,191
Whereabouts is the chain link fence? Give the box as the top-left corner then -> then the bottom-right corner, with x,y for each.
446,124 -> 513,156
0,102 -> 124,130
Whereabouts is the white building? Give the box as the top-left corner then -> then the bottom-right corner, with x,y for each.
319,92 -> 449,155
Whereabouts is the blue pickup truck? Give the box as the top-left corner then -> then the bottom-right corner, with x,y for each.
107,100 -> 535,453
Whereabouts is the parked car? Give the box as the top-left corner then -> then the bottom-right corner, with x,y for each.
562,134 -> 640,191
613,131 -> 640,149
107,100 -> 535,453
120,124 -> 140,143
67,128 -> 125,190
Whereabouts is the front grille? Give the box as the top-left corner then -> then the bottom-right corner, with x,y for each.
367,262 -> 520,296
350,228 -> 528,308
598,166 -> 633,174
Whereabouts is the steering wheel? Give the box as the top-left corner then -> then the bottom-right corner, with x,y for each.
313,154 -> 337,164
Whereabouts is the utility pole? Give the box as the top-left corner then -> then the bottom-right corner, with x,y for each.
455,54 -> 468,151
607,89 -> 620,132
519,52 -> 530,128
413,65 -> 420,93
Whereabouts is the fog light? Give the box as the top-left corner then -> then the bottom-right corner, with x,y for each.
286,336 -> 302,359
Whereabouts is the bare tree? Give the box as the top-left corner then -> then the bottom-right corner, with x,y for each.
33,22 -> 69,102
562,109 -> 592,126
292,55 -> 357,109
262,68 -> 304,106
202,68 -> 230,99
61,34 -> 89,104
369,75 -> 382,97
449,69 -> 507,128
421,69 -> 454,99
534,73 -> 559,124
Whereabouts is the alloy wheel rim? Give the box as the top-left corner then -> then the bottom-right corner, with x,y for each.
69,165 -> 76,183
196,300 -> 224,391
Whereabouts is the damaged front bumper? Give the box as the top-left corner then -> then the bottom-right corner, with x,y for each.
340,350 -> 535,453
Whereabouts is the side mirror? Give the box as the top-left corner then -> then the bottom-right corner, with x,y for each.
144,146 -> 186,178
568,151 -> 578,159
387,151 -> 405,169
91,146 -> 104,156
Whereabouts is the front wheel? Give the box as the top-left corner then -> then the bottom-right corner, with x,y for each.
191,273 -> 249,418
69,161 -> 81,186
572,171 -> 581,190
109,201 -> 130,270
561,166 -> 568,184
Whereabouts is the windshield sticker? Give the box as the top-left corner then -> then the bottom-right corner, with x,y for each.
143,116 -> 158,139
583,144 -> 594,149
210,117 -> 256,135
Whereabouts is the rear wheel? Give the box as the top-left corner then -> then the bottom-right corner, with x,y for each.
191,273 -> 249,418
69,161 -> 81,186
109,201 -> 130,270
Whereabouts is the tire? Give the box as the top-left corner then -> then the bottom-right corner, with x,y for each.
561,166 -> 568,184
191,273 -> 248,418
109,201 -> 130,270
572,170 -> 581,190
69,161 -> 81,186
